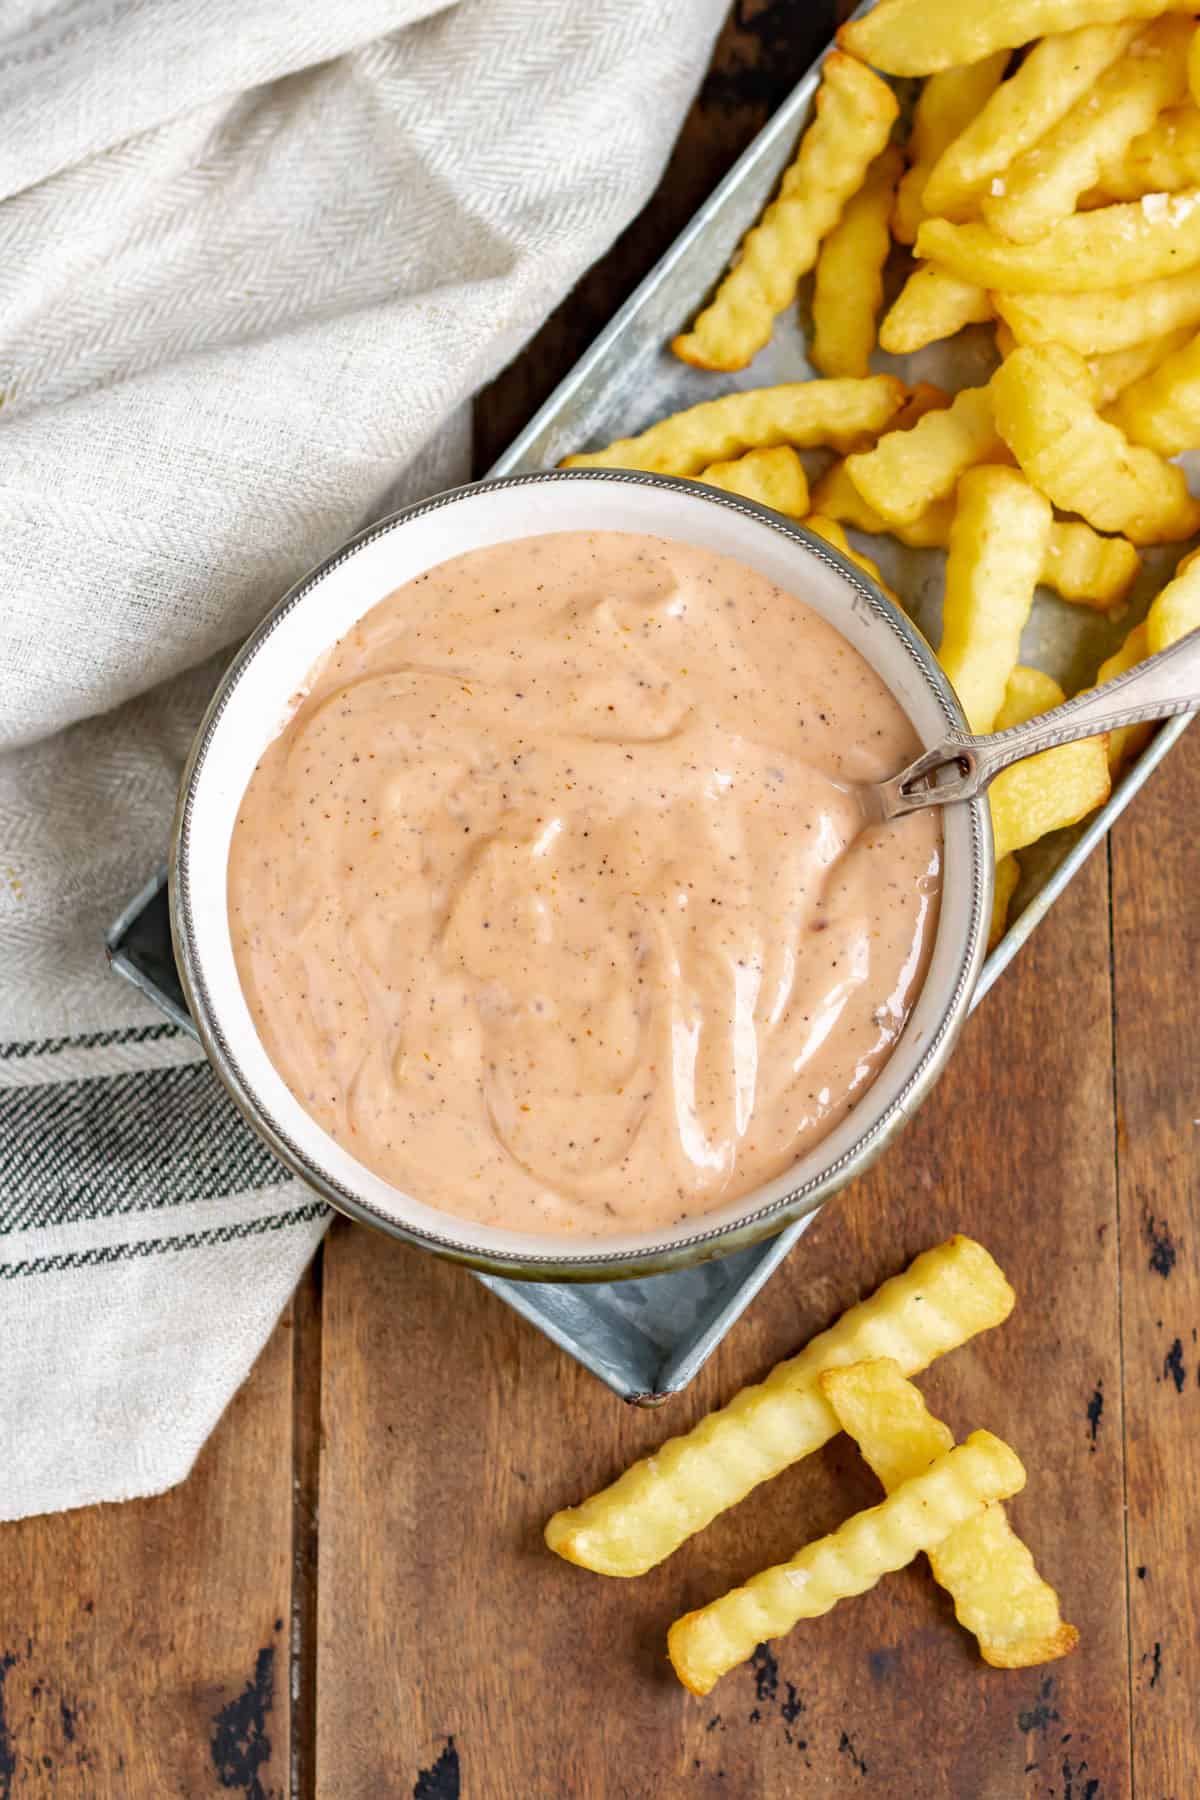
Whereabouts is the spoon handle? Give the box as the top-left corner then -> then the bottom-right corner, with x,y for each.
881,626 -> 1200,819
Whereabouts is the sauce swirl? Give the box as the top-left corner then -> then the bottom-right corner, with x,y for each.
228,531 -> 940,1236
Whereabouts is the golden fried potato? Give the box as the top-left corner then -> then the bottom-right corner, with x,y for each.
995,267 -> 1200,355
696,446 -> 810,517
939,469 -> 1053,733
1098,104 -> 1200,201
814,455 -> 1139,607
990,743 -> 1111,862
1041,520 -> 1140,610
1095,622 -> 1154,769
979,17 -> 1192,243
991,346 -> 1200,543
845,383 -> 999,526
988,660 -> 1110,860
1088,327 -> 1197,406
838,0 -> 1195,78
812,146 -> 904,377
667,1432 -> 1025,1695
672,54 -> 898,372
879,267 -> 992,355
804,515 -> 904,607
544,1236 -> 1014,1578
892,54 -> 1009,245
1032,341 -> 1102,403
934,1506 -> 1083,1668
561,375 -> 904,475
1111,331 -> 1200,454
921,189 -> 1200,295
1146,543 -> 1200,649
994,664 -> 1066,730
821,1360 -> 1078,1669
810,459 -> 958,547
1190,16 -> 1200,111
921,22 -> 1142,222
889,382 -> 955,432
989,854 -> 1021,949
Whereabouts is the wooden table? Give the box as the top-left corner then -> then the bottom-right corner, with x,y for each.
3,8 -> 1199,1795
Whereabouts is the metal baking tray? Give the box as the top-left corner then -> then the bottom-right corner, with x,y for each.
108,0 -> 1192,1402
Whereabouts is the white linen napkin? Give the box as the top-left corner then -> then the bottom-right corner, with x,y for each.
0,0 -> 725,1519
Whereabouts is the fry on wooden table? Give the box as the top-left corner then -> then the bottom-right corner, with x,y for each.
668,1433 -> 1026,1695
671,53 -> 897,372
544,1236 -> 1014,1578
821,1360 -> 1078,1668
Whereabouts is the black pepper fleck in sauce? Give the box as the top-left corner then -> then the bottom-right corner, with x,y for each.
228,531 -> 941,1237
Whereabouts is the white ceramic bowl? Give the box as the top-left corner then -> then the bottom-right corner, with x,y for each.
171,470 -> 992,1281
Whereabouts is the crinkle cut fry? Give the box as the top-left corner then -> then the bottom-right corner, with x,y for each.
672,53 -> 898,372
545,1236 -> 1014,1577
839,0 -> 1196,79
991,345 -> 1200,543
921,22 -> 1142,221
821,1359 -> 1078,1668
696,446 -> 810,517
561,377 -> 904,476
668,1431 -> 1025,1695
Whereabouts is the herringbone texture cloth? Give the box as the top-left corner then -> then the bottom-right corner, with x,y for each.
0,0 -> 725,1519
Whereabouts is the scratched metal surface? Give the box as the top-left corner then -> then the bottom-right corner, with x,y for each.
110,0 -> 1193,1403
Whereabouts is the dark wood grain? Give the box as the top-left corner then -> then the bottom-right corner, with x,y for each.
290,1263 -> 324,1800
312,837 -> 1128,1800
3,4 -> 1199,1796
1111,743 -> 1200,1800
0,1306 -> 295,1798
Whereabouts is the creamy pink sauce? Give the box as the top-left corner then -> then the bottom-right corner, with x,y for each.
228,531 -> 940,1237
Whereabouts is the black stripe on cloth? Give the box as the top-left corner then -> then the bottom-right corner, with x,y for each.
0,1022 -> 181,1061
0,1061 -> 289,1232
0,1200 -> 329,1280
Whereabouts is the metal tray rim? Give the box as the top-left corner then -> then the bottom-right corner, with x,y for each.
107,0 -> 1195,1398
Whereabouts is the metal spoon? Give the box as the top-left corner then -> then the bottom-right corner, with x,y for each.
869,627 -> 1200,824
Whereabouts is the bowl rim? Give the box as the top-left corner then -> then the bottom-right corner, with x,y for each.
170,467 -> 992,1282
